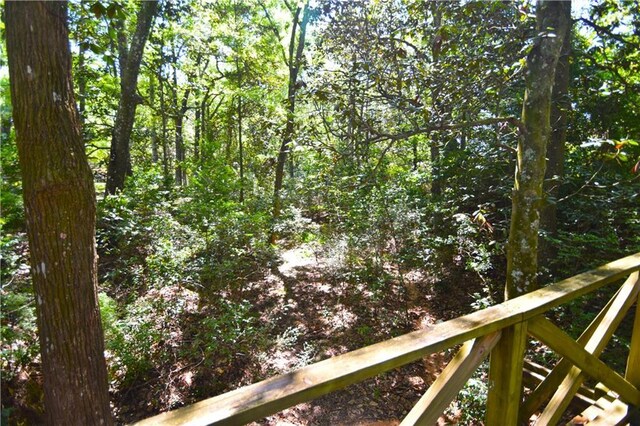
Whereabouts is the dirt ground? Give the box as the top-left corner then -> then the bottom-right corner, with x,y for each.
237,244 -> 482,425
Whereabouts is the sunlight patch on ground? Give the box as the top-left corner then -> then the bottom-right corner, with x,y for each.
263,271 -> 286,296
278,244 -> 319,277
322,303 -> 358,333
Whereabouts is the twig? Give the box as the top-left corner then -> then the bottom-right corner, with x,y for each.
556,162 -> 604,203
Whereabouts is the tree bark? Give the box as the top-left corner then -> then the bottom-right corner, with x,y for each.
238,96 -> 244,203
270,2 -> 310,244
150,77 -> 159,163
174,87 -> 190,187
195,100 -> 201,164
158,67 -> 171,188
430,4 -> 443,197
105,0 -> 158,195
540,5 -> 572,264
77,44 -> 87,128
505,0 -> 570,299
5,2 -> 112,424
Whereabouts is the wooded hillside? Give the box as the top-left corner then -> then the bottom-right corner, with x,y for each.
1,0 -> 639,424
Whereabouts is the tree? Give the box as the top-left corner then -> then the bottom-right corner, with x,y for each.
268,0 -> 311,243
5,2 -> 112,424
505,0 -> 571,299
540,6 -> 572,264
105,0 -> 158,195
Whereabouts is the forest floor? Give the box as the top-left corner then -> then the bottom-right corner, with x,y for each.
221,243 -> 483,425
114,242 -> 486,425
1,240 -> 487,425
3,239 -> 635,425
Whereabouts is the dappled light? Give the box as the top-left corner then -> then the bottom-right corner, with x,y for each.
2,0 -> 639,424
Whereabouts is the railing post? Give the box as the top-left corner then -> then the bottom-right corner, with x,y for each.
626,276 -> 640,387
485,321 -> 528,425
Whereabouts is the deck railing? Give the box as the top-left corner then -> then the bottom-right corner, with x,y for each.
133,253 -> 640,426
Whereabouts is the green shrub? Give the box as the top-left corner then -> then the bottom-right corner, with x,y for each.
191,299 -> 265,364
97,172 -> 206,294
0,291 -> 39,380
448,361 -> 489,424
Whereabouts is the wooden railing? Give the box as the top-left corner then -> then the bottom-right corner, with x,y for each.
133,253 -> 640,426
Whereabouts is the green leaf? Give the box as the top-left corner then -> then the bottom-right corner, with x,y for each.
91,2 -> 106,18
89,43 -> 103,54
106,3 -> 118,19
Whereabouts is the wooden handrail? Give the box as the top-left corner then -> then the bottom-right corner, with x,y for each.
132,252 -> 640,426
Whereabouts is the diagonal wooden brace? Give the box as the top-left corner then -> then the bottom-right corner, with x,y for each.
528,316 -> 640,407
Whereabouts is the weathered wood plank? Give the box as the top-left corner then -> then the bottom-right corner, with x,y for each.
568,395 -> 614,425
400,332 -> 501,426
585,398 -> 633,426
485,322 -> 528,426
625,276 -> 640,388
132,253 -> 640,426
522,359 -> 597,407
528,316 -> 640,406
532,272 -> 640,425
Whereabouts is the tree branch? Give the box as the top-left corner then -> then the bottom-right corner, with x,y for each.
258,1 -> 289,67
365,117 -> 525,144
378,36 -> 427,59
577,17 -> 640,49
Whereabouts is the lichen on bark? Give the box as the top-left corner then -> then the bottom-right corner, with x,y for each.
505,0 -> 571,300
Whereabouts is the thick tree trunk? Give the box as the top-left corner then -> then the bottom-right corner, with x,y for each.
5,2 -> 112,424
105,0 -> 157,195
540,7 -> 572,264
271,2 -> 310,243
505,0 -> 570,299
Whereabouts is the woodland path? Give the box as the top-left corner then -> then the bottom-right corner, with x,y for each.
245,243 -> 482,425
111,243 -> 484,424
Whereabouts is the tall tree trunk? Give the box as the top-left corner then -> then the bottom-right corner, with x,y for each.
460,110 -> 468,150
105,0 -> 157,195
236,51 -> 245,203
174,92 -> 190,186
174,114 -> 184,186
505,0 -> 570,299
430,5 -> 443,197
150,77 -> 159,163
77,44 -> 87,128
5,2 -> 112,424
226,102 -> 233,162
171,46 -> 190,187
158,69 -> 171,188
271,2 -> 310,243
238,96 -> 244,203
195,100 -> 201,164
540,8 -> 572,265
